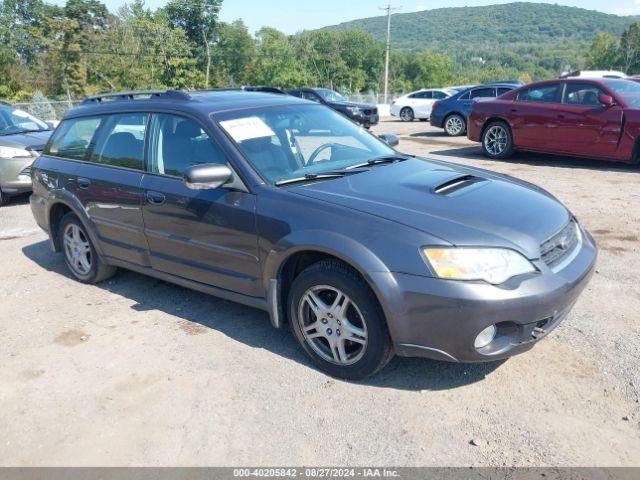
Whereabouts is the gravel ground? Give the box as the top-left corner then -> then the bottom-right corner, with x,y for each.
0,119 -> 639,466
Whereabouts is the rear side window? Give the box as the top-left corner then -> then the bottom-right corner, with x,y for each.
497,88 -> 512,96
90,113 -> 148,170
148,113 -> 227,177
470,88 -> 496,99
410,91 -> 431,99
46,117 -> 102,160
432,91 -> 448,99
517,84 -> 561,103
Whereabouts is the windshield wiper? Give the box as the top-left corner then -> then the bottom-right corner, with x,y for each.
345,155 -> 409,170
275,172 -> 348,187
0,128 -> 49,136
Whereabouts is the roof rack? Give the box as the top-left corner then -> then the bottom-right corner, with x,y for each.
196,86 -> 286,95
81,89 -> 191,105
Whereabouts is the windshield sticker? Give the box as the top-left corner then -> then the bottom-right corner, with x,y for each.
220,117 -> 275,142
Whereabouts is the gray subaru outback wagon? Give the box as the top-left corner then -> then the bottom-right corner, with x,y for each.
30,89 -> 597,379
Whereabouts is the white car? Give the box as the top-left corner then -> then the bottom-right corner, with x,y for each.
390,88 -> 457,122
560,70 -> 627,79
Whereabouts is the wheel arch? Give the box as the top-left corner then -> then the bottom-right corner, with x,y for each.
47,196 -> 105,258
263,231 -> 393,330
480,116 -> 513,141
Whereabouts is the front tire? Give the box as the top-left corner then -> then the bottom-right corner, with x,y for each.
400,107 -> 415,122
59,212 -> 116,284
288,260 -> 393,380
482,121 -> 515,159
444,114 -> 466,136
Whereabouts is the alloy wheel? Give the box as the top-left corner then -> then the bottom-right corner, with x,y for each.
400,108 -> 414,122
63,223 -> 92,276
485,125 -> 508,156
297,285 -> 368,366
445,116 -> 464,135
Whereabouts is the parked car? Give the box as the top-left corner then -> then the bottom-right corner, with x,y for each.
468,77 -> 640,163
30,89 -> 596,379
287,88 -> 379,127
0,103 -> 52,206
430,82 -> 520,136
390,88 -> 457,122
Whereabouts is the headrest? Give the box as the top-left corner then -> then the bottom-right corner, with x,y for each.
175,120 -> 202,139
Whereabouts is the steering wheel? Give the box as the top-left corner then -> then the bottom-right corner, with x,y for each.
306,142 -> 350,166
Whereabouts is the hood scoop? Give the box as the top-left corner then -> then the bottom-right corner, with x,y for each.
434,174 -> 486,196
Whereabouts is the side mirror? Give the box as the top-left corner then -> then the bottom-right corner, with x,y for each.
598,94 -> 615,107
378,133 -> 399,147
183,164 -> 232,190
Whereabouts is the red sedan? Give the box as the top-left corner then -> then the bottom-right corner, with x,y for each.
468,78 -> 640,164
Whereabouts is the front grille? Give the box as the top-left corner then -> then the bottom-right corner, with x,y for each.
364,108 -> 378,116
540,220 -> 580,270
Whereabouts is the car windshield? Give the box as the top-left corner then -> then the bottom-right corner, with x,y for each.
315,88 -> 347,103
0,106 -> 50,135
606,80 -> 640,107
215,104 -> 395,184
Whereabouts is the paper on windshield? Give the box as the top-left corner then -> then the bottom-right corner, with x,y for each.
219,116 -> 275,143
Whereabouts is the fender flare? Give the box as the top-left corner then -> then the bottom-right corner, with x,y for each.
46,192 -> 106,259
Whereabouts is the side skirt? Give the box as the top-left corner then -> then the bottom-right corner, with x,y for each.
106,256 -> 269,313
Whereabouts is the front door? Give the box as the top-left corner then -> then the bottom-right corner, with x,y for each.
554,82 -> 624,158
140,113 -> 261,297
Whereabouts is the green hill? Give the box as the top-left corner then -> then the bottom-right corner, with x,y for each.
326,2 -> 634,54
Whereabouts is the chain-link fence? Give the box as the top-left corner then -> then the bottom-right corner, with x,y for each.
13,99 -> 82,122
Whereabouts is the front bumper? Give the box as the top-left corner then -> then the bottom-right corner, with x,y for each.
351,113 -> 379,127
371,229 -> 597,363
0,156 -> 34,195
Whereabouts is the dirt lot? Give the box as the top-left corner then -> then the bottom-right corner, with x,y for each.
1,119 -> 639,466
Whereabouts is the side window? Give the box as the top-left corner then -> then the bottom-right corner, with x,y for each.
90,113 -> 148,170
497,88 -> 512,96
302,91 -> 321,103
432,91 -> 447,99
459,91 -> 471,100
149,114 -> 227,177
564,83 -> 606,106
470,88 -> 496,99
46,117 -> 102,160
517,84 -> 561,103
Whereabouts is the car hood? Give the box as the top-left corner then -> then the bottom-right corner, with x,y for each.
0,130 -> 52,150
288,159 -> 570,259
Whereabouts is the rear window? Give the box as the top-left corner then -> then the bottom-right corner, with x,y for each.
46,117 -> 102,160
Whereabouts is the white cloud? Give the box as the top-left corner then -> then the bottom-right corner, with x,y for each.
615,0 -> 640,16
415,4 -> 426,11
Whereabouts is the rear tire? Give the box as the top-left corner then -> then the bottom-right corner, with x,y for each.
444,114 -> 466,136
288,260 -> 393,380
482,121 -> 515,159
0,188 -> 9,207
400,107 -> 415,122
59,212 -> 116,284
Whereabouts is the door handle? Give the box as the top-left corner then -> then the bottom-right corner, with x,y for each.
146,191 -> 166,205
77,177 -> 91,189
510,108 -> 518,113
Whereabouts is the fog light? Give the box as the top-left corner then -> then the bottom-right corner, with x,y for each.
474,325 -> 497,350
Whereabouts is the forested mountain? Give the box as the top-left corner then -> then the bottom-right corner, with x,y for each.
327,2 -> 634,53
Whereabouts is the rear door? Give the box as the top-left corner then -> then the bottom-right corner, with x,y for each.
463,87 -> 497,117
72,113 -> 149,266
509,83 -> 563,150
554,81 -> 623,158
408,91 -> 432,118
140,113 -> 261,297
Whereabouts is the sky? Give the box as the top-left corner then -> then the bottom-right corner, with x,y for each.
50,0 -> 640,34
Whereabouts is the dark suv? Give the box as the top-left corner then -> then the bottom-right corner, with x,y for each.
30,89 -> 596,379
287,88 -> 379,127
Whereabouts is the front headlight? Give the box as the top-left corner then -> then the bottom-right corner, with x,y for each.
421,247 -> 536,285
346,106 -> 362,115
0,146 -> 30,159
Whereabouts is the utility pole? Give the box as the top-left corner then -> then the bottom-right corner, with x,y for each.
380,4 -> 401,105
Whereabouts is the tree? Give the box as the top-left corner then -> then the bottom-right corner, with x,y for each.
407,52 -> 456,90
212,20 -> 255,86
30,90 -> 56,120
586,32 -> 620,70
619,22 -> 640,74
164,0 -> 222,87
